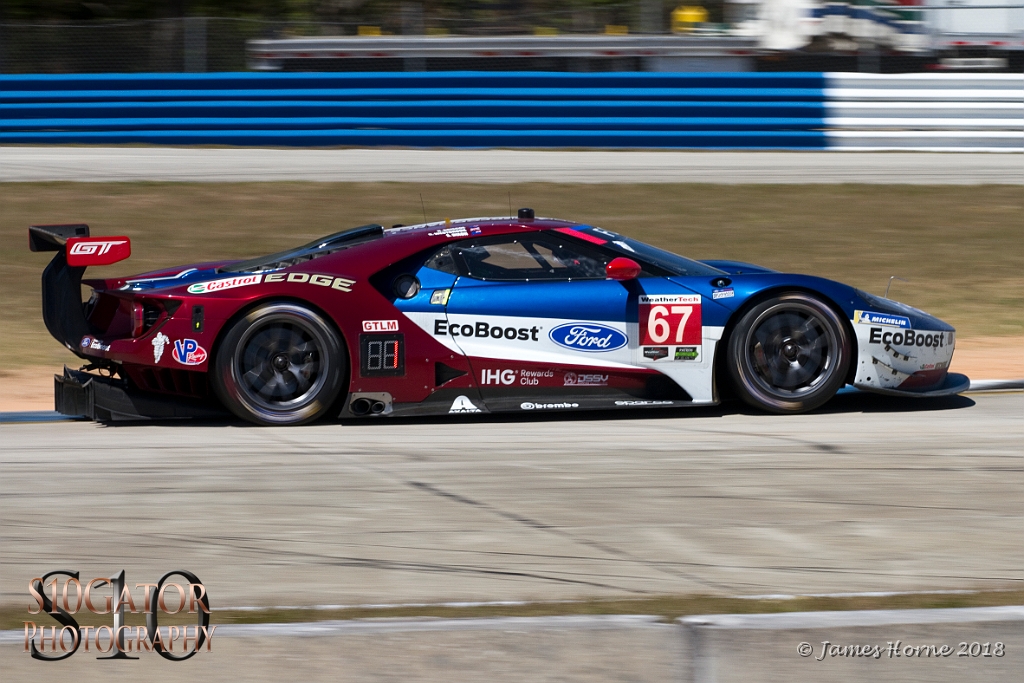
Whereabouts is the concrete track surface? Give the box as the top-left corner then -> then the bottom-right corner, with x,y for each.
2,392 -> 1022,610
1,148 -> 1022,184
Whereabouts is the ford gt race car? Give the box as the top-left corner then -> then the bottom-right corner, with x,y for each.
29,210 -> 969,424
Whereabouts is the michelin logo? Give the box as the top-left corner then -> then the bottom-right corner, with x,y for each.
855,310 -> 911,329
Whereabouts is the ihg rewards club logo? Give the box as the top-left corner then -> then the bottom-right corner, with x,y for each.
24,569 -> 215,661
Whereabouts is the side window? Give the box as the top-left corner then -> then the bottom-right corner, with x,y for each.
452,235 -> 607,281
423,245 -> 458,274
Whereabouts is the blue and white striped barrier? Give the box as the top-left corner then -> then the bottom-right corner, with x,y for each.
0,72 -> 1020,150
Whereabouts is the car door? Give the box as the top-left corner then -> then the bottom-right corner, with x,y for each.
440,231 -> 693,412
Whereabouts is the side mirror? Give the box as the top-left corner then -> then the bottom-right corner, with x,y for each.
606,257 -> 641,281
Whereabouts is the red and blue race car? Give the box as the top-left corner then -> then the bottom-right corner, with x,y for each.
30,209 -> 968,424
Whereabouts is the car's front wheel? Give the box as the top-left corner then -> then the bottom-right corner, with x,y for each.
212,302 -> 345,425
726,292 -> 851,413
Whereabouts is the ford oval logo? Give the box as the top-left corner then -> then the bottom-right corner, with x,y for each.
549,322 -> 628,353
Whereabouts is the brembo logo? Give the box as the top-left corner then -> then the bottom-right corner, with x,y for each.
68,240 -> 127,256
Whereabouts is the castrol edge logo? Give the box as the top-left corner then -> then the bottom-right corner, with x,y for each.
66,237 -> 131,267
187,274 -> 262,294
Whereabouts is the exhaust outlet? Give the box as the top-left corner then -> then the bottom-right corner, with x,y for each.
350,398 -> 372,416
370,401 -> 386,414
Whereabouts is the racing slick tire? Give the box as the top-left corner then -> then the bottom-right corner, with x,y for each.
212,302 -> 346,425
726,292 -> 851,414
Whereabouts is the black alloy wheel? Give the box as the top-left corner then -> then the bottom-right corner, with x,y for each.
726,292 -> 851,413
212,302 -> 345,425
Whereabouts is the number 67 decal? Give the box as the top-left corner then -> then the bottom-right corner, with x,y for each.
639,295 -> 702,347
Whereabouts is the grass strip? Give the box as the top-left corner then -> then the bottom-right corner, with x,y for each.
5,590 -> 1024,630
2,182 -> 1021,367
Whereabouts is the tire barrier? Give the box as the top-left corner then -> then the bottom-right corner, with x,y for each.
0,71 -> 1019,150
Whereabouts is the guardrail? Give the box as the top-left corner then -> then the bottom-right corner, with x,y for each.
0,72 -> 1020,150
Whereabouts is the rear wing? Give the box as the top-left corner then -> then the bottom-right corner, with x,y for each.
28,224 -> 132,354
28,223 -> 91,251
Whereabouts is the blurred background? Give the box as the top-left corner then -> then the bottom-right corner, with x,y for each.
0,0 -> 1021,73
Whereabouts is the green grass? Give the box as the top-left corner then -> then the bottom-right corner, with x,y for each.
2,182 -> 1021,367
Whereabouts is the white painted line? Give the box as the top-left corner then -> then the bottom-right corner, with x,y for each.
737,589 -> 987,601
680,605 -> 1024,630
212,599 -> 580,612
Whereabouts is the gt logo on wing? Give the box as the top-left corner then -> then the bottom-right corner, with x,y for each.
65,237 -> 132,267
69,240 -> 126,256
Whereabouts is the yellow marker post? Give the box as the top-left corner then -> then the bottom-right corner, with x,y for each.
671,6 -> 708,33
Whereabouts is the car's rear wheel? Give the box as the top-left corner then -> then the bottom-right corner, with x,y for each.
212,302 -> 345,425
726,292 -> 851,413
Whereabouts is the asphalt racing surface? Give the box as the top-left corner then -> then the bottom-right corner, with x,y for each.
2,392 -> 1021,609
2,148 -> 1022,184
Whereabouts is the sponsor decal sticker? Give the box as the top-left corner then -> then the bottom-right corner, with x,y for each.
435,320 -> 541,342
548,323 -> 628,353
429,289 -> 450,305
428,227 -> 469,238
712,287 -> 734,300
674,346 -> 700,361
171,339 -> 208,366
521,401 -> 579,410
187,274 -> 262,295
262,272 -> 355,292
643,347 -> 669,360
869,328 -> 947,349
89,339 -> 110,351
80,337 -> 91,348
855,310 -> 911,329
480,369 -> 517,385
480,368 -> 555,386
615,400 -> 674,406
470,226 -> 482,235
564,372 -> 609,387
449,395 -> 482,414
152,332 -> 170,363
639,294 -> 702,350
362,320 -> 399,332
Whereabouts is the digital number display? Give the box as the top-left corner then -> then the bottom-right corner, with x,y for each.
360,334 -> 404,377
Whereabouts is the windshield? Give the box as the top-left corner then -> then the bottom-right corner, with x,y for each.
575,226 -> 727,278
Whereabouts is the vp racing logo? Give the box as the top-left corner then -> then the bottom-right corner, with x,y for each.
548,323 -> 627,352
171,339 -> 207,365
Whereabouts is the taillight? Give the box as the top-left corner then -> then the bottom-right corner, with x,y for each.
131,302 -> 145,337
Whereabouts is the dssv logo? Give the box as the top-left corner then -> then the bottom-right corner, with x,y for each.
548,323 -> 627,353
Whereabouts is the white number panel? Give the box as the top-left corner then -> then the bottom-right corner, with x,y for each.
638,294 -> 702,363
